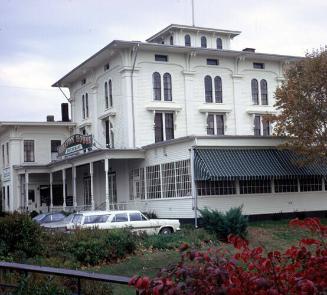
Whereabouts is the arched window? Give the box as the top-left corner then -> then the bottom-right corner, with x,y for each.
152,72 -> 161,100
185,34 -> 191,47
201,36 -> 207,48
104,82 -> 109,109
85,93 -> 89,118
260,79 -> 268,105
163,73 -> 172,101
216,38 -> 222,49
214,76 -> 223,103
251,79 -> 259,105
170,35 -> 174,45
204,75 -> 213,102
108,80 -> 113,107
82,94 -> 85,119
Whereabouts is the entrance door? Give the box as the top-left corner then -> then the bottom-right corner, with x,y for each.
83,177 -> 91,206
108,173 -> 117,205
28,189 -> 37,211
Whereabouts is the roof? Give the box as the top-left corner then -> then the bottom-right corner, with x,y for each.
194,148 -> 327,181
52,40 -> 301,88
146,24 -> 241,42
0,121 -> 75,127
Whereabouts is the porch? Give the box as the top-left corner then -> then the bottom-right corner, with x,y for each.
15,149 -> 144,213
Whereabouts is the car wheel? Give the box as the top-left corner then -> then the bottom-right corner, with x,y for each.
160,227 -> 173,235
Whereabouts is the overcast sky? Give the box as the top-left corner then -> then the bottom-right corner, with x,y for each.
0,0 -> 326,121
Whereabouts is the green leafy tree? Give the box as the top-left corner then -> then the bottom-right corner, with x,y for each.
272,47 -> 327,162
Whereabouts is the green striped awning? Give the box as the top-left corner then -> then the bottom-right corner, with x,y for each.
194,148 -> 327,181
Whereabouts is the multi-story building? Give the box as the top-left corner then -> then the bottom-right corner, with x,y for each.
2,24 -> 327,219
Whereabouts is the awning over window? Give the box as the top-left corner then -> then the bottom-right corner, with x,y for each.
194,148 -> 327,181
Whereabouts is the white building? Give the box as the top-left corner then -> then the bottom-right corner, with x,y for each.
1,24 -> 327,219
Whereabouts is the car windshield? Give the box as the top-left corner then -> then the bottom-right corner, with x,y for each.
33,214 -> 46,221
64,214 -> 75,223
72,214 -> 83,225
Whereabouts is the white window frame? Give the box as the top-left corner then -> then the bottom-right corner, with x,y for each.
206,113 -> 226,135
253,114 -> 270,136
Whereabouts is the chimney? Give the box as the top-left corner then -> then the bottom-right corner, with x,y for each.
61,103 -> 69,122
242,48 -> 256,53
46,115 -> 55,122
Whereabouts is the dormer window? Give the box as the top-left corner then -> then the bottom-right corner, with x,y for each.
185,34 -> 191,47
216,38 -> 222,49
201,36 -> 207,48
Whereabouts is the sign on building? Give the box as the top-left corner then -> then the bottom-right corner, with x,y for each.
58,134 -> 93,157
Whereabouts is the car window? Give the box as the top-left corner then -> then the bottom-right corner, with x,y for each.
52,213 -> 64,221
33,214 -> 46,221
129,213 -> 142,221
42,215 -> 52,223
140,213 -> 148,221
96,215 -> 110,223
72,214 -> 83,225
112,213 -> 128,223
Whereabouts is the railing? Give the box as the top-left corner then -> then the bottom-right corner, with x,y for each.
0,262 -> 137,294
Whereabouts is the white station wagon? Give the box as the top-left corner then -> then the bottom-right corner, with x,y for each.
60,210 -> 180,235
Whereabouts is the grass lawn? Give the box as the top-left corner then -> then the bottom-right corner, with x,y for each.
95,218 -> 327,295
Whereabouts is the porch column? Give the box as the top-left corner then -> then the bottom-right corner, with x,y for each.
49,172 -> 53,211
105,158 -> 110,211
90,162 -> 95,210
24,172 -> 29,212
72,166 -> 77,210
62,169 -> 66,211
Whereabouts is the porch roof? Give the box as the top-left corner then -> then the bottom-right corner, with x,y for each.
194,148 -> 327,181
14,148 -> 145,173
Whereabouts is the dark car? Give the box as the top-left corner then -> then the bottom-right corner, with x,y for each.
32,212 -> 66,224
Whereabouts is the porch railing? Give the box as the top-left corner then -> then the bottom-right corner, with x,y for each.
0,261 -> 137,294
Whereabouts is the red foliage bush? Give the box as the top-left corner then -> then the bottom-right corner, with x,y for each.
130,218 -> 327,295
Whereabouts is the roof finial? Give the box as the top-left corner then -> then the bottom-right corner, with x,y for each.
192,0 -> 195,26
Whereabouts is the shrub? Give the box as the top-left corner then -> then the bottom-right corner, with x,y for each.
130,217 -> 327,295
0,213 -> 43,259
199,206 -> 248,241
69,228 -> 137,266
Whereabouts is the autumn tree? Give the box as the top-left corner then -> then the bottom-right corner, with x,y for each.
272,47 -> 327,162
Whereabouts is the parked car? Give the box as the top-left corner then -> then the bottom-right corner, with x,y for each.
32,212 -> 66,224
64,210 -> 180,235
41,213 -> 75,230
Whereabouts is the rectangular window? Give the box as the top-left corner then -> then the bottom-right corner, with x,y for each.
146,165 -> 161,199
216,115 -> 224,135
85,93 -> 89,118
176,160 -> 191,197
300,176 -> 322,192
6,142 -> 9,166
162,162 -> 176,198
274,178 -> 298,193
104,63 -> 110,71
2,145 -> 4,166
207,114 -> 215,135
207,114 -> 224,135
154,113 -> 163,143
197,180 -> 236,196
253,62 -> 265,69
262,119 -> 270,136
240,179 -> 271,194
254,115 -> 261,136
207,59 -> 219,65
24,140 -> 35,162
51,140 -> 61,161
129,168 -> 145,200
105,120 -> 110,147
155,54 -> 168,62
81,78 -> 86,85
165,113 -> 174,140
7,186 -> 9,208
